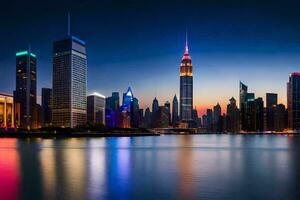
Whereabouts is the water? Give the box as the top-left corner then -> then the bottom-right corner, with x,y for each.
0,135 -> 300,200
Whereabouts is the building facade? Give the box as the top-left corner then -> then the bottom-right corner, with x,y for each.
14,50 -> 38,129
52,36 -> 87,128
87,92 -> 105,125
0,93 -> 15,129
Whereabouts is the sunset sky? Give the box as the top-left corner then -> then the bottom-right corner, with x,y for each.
1,0 -> 300,115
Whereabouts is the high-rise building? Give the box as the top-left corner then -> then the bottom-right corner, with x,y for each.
130,97 -> 140,127
266,93 -> 278,131
106,92 -> 120,112
255,98 -> 264,132
206,109 -> 213,132
240,81 -> 248,131
274,104 -> 286,132
117,87 -> 135,128
287,73 -> 300,130
152,97 -> 159,113
41,88 -> 52,127
192,108 -> 201,127
266,93 -> 278,108
202,114 -> 207,127
226,97 -> 240,133
172,94 -> 179,127
0,93 -> 15,129
180,34 -> 193,126
239,81 -> 258,132
152,106 -> 170,128
52,21 -> 87,128
87,92 -> 105,125
244,97 -> 264,132
164,101 -> 171,125
144,107 -> 152,128
105,92 -> 120,128
212,103 -> 222,132
122,87 -> 134,111
213,103 -> 221,123
14,49 -> 38,129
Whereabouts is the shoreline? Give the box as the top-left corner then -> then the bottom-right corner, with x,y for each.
0,132 -> 299,138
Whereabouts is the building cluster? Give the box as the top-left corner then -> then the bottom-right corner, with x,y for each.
0,18 -> 300,132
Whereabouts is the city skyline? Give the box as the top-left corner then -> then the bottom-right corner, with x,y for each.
1,0 -> 300,115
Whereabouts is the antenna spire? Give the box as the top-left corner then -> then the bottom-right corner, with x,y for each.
68,12 -> 71,36
185,29 -> 189,53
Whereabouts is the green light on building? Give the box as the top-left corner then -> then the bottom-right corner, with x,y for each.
16,51 -> 36,58
16,51 -> 28,56
30,53 -> 36,58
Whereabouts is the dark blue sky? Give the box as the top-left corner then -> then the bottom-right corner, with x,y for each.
1,0 -> 300,113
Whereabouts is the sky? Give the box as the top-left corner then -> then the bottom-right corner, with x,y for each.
1,0 -> 300,115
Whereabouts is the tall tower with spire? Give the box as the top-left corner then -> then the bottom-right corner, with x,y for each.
52,13 -> 87,128
179,32 -> 193,124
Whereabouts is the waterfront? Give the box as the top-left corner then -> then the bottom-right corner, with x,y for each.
0,135 -> 299,200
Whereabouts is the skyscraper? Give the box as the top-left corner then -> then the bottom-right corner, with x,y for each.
287,73 -> 300,130
144,107 -> 152,128
226,97 -> 240,133
274,104 -> 286,132
117,87 -> 134,128
41,88 -> 52,127
111,92 -> 120,111
87,92 -> 105,125
206,109 -> 213,132
239,81 -> 248,131
172,94 -> 179,127
130,97 -> 140,127
122,87 -> 134,111
266,93 -> 278,108
152,97 -> 159,113
52,17 -> 87,128
254,97 -> 264,132
14,49 -> 38,129
213,103 -> 221,124
180,33 -> 193,125
266,93 -> 278,131
105,92 -> 119,128
164,101 -> 171,125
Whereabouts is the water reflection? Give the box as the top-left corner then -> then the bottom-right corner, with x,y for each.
0,135 -> 299,200
0,139 -> 20,200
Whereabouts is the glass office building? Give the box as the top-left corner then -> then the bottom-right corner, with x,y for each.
52,36 -> 87,128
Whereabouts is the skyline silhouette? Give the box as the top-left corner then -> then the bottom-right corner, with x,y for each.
1,0 -> 300,115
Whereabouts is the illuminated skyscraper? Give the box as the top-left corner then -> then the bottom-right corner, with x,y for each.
180,33 -> 193,125
52,16 -> 87,128
122,87 -> 134,111
14,49 -> 38,129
